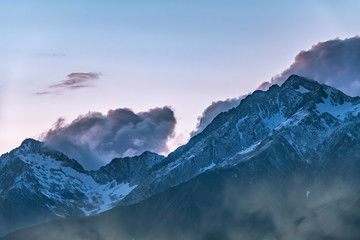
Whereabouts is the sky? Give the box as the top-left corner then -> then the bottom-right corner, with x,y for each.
1,1 -> 360,168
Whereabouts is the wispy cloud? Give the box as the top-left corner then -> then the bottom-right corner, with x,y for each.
36,53 -> 66,57
35,72 -> 101,95
35,91 -> 52,96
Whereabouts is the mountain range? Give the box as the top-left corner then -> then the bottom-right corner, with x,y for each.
1,75 -> 360,239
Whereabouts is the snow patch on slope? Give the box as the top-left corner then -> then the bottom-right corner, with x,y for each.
98,182 -> 137,212
13,153 -> 136,216
316,92 -> 360,120
263,112 -> 286,129
296,86 -> 310,94
236,116 -> 249,140
275,110 -> 309,130
238,142 -> 261,155
198,162 -> 216,174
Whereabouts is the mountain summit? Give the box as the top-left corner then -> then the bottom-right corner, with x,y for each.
2,75 -> 360,238
120,74 -> 360,205
0,139 -> 162,235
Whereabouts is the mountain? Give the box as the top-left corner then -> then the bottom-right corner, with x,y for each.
4,164 -> 360,240
2,75 -> 360,239
0,140 -> 163,236
119,74 -> 360,205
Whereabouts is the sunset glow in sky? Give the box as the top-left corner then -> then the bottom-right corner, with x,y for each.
1,0 -> 360,159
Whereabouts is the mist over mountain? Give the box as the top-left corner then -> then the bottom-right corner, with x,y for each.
2,75 -> 360,239
4,167 -> 360,240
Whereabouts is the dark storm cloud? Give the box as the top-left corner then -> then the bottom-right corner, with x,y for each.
43,107 -> 176,170
271,36 -> 360,96
35,72 -> 101,95
192,96 -> 246,136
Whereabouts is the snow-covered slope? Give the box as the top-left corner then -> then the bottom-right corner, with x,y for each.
0,140 -> 162,235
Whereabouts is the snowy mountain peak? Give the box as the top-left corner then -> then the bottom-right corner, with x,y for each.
20,138 -> 41,147
0,140 -> 161,235
2,75 -> 360,236
282,74 -> 354,102
120,75 -> 360,205
282,74 -> 317,88
18,138 -> 42,152
10,138 -> 85,172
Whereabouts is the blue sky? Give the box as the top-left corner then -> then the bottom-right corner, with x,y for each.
1,0 -> 360,155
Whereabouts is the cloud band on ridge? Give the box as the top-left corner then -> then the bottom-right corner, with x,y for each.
270,36 -> 360,95
191,96 -> 246,136
193,36 -> 360,135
